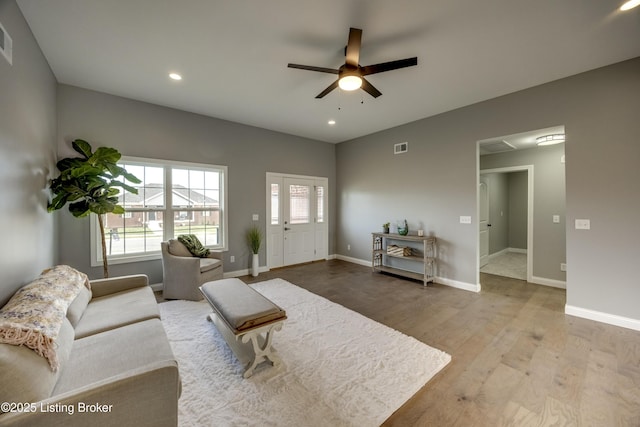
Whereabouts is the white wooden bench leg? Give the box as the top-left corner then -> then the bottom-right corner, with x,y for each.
241,322 -> 283,378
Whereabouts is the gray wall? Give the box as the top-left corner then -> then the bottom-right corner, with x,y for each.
508,171 -> 528,250
481,144 -> 566,280
479,171 -> 528,255
0,1 -> 57,306
337,57 -> 640,321
57,85 -> 336,282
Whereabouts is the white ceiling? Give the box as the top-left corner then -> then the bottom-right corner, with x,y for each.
16,0 -> 640,144
478,125 -> 565,156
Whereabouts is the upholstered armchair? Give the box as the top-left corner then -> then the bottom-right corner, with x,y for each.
161,239 -> 223,301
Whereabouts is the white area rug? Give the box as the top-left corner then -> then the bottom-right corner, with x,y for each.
159,278 -> 450,426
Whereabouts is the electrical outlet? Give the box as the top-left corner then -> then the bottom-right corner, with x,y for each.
553,215 -> 560,223
347,244 -> 351,251
560,263 -> 567,272
230,255 -> 235,263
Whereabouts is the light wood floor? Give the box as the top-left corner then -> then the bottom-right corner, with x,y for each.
241,259 -> 640,427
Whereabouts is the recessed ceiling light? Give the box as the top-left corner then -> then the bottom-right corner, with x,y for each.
620,0 -> 640,10
169,73 -> 182,81
328,120 -> 336,125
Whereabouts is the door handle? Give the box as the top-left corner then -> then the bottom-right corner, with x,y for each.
487,224 -> 492,227
284,227 -> 291,231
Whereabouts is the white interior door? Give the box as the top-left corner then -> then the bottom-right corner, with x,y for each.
479,181 -> 490,268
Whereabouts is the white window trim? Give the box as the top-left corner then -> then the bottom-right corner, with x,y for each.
90,157 -> 228,267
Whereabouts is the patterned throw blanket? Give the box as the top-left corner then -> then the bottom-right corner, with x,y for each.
0,265 -> 90,371
178,234 -> 210,257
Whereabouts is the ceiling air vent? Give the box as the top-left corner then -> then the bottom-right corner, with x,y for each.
479,139 -> 515,155
394,142 -> 408,154
0,20 -> 12,65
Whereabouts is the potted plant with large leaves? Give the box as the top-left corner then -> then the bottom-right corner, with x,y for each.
48,139 -> 141,278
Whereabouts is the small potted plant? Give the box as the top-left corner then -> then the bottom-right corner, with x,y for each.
247,225 -> 262,277
382,222 -> 390,234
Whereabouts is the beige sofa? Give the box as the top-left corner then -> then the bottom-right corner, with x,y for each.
0,274 -> 180,427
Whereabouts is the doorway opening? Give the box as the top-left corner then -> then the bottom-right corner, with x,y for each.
479,166 -> 533,282
477,125 -> 567,289
266,172 -> 328,269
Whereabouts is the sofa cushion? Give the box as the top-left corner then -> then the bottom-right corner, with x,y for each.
74,286 -> 160,339
0,318 -> 74,409
53,319 -> 177,395
168,239 -> 193,257
66,286 -> 92,327
200,258 -> 222,273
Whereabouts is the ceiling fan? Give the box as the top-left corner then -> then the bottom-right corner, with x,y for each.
288,27 -> 418,99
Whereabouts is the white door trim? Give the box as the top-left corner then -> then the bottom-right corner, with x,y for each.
478,165 -> 534,284
266,172 -> 329,269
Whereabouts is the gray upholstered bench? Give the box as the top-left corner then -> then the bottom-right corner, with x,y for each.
199,278 -> 287,378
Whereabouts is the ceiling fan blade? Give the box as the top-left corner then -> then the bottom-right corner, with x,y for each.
315,80 -> 339,98
360,77 -> 382,98
288,63 -> 339,74
361,57 -> 418,76
345,28 -> 362,67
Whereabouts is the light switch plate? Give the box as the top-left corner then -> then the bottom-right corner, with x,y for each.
575,219 -> 590,230
460,216 -> 472,224
252,214 -> 259,221
553,215 -> 560,223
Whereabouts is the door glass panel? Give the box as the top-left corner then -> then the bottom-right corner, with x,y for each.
316,186 -> 324,223
271,184 -> 279,225
289,184 -> 310,224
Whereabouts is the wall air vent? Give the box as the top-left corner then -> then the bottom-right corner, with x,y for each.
394,142 -> 408,154
0,20 -> 13,65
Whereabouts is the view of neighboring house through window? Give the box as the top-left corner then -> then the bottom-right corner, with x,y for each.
93,157 -> 227,266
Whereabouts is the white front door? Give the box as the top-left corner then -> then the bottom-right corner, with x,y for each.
283,177 -> 315,265
266,173 -> 328,269
479,181 -> 489,268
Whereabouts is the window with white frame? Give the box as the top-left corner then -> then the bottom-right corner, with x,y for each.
92,157 -> 227,266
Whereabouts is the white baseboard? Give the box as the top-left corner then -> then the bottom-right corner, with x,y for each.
489,247 -> 527,260
335,255 -> 480,292
488,248 -> 508,259
565,305 -> 640,332
529,276 -> 566,289
224,266 -> 269,278
335,254 -> 371,267
435,277 -> 481,293
508,247 -> 527,254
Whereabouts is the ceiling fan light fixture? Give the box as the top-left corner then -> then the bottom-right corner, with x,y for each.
338,75 -> 362,91
536,134 -> 565,146
620,0 -> 640,11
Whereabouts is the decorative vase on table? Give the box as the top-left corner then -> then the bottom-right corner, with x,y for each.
397,219 -> 409,236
